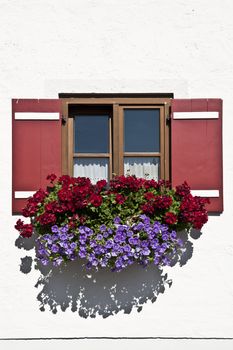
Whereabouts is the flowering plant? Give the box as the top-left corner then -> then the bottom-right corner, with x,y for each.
15,174 -> 209,271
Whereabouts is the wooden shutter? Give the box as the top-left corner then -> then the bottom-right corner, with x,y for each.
171,98 -> 223,213
12,99 -> 62,214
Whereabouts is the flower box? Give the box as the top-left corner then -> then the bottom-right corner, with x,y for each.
15,175 -> 209,271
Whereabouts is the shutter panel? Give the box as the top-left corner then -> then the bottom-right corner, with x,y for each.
171,98 -> 223,213
12,99 -> 62,214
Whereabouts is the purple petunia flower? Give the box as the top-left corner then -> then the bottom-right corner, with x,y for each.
51,225 -> 59,233
70,242 -> 77,249
162,233 -> 169,241
60,225 -> 69,233
105,239 -> 114,249
41,258 -> 49,266
96,234 -> 103,241
141,247 -> 150,256
53,257 -> 63,266
113,216 -> 121,225
61,233 -> 69,241
79,250 -> 86,258
154,256 -> 160,265
170,231 -> 177,240
103,231 -> 109,238
51,244 -> 59,253
99,224 -> 107,232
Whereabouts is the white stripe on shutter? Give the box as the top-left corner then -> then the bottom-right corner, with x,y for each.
173,111 -> 218,120
15,112 -> 60,120
191,190 -> 219,197
14,191 -> 36,198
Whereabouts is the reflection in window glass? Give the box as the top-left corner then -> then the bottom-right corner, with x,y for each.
124,109 -> 160,152
74,158 -> 108,183
74,116 -> 109,153
124,157 -> 160,180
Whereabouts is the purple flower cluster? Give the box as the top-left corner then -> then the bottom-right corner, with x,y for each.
36,215 -> 183,271
37,224 -> 77,266
80,215 -> 183,271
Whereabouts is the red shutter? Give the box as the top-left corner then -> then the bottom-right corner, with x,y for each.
12,99 -> 62,214
171,98 -> 223,213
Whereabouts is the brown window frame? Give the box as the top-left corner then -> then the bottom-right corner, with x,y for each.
60,94 -> 172,181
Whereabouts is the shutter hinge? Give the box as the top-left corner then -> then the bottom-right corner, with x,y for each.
62,115 -> 67,125
166,111 -> 171,125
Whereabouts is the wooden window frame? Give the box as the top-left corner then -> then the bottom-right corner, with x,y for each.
61,94 -> 171,181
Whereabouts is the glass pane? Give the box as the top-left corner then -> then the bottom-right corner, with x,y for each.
74,158 -> 109,183
74,116 -> 109,153
124,157 -> 160,180
124,109 -> 160,152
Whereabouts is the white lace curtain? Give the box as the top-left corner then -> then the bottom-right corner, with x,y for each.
74,157 -> 159,183
74,158 -> 108,184
124,157 -> 159,180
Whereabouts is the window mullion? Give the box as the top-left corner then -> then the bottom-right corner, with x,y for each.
160,106 -> 165,179
118,106 -> 124,175
113,104 -> 121,176
164,102 -> 170,181
68,117 -> 74,176
109,115 -> 113,179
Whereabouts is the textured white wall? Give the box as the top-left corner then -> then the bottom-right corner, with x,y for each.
0,0 -> 233,348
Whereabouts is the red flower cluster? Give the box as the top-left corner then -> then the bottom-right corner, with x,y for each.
110,175 -> 146,192
95,179 -> 107,193
22,188 -> 48,217
15,219 -> 33,238
36,212 -> 57,225
110,176 -> 170,193
175,181 -> 191,197
174,181 -> 210,230
164,212 -> 178,225
46,173 -> 57,183
142,193 -> 173,214
179,194 -> 210,229
89,193 -> 103,207
115,194 -> 127,205
154,195 -> 173,209
15,175 -> 107,237
40,176 -> 104,221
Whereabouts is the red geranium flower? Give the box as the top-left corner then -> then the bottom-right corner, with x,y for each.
176,181 -> 191,197
95,179 -> 107,192
89,193 -> 103,207
46,173 -> 57,183
115,194 -> 126,205
144,192 -> 156,200
164,212 -> 178,225
37,212 -> 57,225
154,195 -> 173,210
141,203 -> 155,215
15,219 -> 33,238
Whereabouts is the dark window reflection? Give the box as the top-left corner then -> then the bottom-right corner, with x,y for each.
74,116 -> 109,153
124,109 -> 160,152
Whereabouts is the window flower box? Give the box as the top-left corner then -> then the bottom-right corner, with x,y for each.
15,175 -> 209,271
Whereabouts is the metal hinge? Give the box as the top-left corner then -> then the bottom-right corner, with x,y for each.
166,109 -> 171,124
62,114 -> 67,125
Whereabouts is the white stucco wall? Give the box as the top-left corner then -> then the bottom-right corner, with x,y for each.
0,0 -> 233,348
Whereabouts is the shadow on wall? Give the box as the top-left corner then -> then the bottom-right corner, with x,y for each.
15,230 -> 200,318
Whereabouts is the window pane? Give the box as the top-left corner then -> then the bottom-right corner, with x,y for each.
74,158 -> 109,183
124,157 -> 160,180
124,109 -> 160,152
74,116 -> 109,153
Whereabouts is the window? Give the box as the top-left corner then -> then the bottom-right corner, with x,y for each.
61,94 -> 171,183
